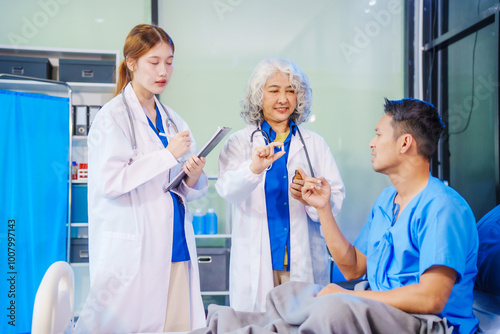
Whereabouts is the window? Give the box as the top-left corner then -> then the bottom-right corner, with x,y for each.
408,0 -> 499,220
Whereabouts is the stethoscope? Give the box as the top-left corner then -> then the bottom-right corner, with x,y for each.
250,124 -> 315,177
122,90 -> 179,164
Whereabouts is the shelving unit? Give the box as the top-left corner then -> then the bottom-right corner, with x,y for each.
195,234 -> 231,239
189,176 -> 232,309
64,53 -> 117,317
0,45 -> 119,317
0,45 -> 232,315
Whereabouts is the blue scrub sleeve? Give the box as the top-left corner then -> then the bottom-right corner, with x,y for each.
415,199 -> 474,282
354,212 -> 373,255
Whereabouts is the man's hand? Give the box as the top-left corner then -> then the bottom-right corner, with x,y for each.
301,174 -> 331,210
316,266 -> 457,314
249,142 -> 286,174
316,283 -> 349,297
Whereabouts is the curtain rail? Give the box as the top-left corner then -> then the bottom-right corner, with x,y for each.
0,73 -> 72,90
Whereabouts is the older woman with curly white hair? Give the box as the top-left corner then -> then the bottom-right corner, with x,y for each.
215,58 -> 346,312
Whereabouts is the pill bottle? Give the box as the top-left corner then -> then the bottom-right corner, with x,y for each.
204,208 -> 218,235
192,209 -> 204,235
71,161 -> 78,180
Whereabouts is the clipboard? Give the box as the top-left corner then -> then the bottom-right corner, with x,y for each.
163,126 -> 232,192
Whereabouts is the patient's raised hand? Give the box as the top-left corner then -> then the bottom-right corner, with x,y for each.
301,175 -> 331,210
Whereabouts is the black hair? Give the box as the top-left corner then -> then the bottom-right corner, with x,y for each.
384,98 -> 445,160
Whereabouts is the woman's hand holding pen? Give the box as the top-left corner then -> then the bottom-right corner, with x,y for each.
249,142 -> 285,174
166,130 -> 191,159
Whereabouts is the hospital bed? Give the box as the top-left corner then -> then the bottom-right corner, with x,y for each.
473,289 -> 500,333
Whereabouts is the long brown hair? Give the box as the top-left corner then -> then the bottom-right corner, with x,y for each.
114,24 -> 175,96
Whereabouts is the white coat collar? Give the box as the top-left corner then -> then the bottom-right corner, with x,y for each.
123,82 -> 172,128
244,122 -> 311,146
244,123 -> 266,149
123,82 -> 152,125
289,125 -> 310,161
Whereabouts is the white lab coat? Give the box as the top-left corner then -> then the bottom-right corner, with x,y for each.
75,83 -> 207,333
215,124 -> 345,312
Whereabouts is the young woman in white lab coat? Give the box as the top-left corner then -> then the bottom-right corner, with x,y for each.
215,58 -> 345,312
75,24 -> 207,333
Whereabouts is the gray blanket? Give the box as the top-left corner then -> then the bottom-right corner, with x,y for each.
190,281 -> 453,334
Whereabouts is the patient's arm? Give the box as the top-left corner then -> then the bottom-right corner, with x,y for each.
301,174 -> 367,280
317,265 -> 457,314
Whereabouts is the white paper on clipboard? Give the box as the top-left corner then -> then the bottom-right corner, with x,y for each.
163,126 -> 232,192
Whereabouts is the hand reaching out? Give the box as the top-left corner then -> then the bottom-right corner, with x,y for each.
301,175 -> 331,210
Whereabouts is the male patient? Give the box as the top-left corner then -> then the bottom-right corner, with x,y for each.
301,98 -> 479,333
193,99 -> 479,334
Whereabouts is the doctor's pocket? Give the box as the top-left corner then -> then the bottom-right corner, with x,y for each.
94,231 -> 142,284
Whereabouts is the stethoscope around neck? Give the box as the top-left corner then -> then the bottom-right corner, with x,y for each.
250,123 -> 315,177
121,89 -> 180,164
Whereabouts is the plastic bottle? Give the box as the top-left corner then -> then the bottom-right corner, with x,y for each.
192,209 -> 205,235
204,208 -> 218,235
71,161 -> 78,180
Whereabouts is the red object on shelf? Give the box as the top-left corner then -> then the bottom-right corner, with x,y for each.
78,163 -> 88,180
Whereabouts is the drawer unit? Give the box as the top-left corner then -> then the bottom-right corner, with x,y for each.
197,247 -> 230,291
0,55 -> 52,79
59,58 -> 115,83
70,237 -> 89,263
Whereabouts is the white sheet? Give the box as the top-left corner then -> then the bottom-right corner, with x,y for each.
473,289 -> 500,334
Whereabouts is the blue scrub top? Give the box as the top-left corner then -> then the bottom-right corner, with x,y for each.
354,175 -> 479,334
147,105 -> 190,262
262,120 -> 296,271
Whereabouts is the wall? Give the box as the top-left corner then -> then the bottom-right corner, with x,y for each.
0,0 -> 151,51
159,0 -> 405,240
0,0 -> 405,241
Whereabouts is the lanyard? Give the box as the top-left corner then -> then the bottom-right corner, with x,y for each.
147,104 -> 168,148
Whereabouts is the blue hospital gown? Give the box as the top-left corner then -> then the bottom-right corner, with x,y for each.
354,175 -> 479,334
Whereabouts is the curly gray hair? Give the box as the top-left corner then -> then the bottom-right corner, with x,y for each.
240,58 -> 312,126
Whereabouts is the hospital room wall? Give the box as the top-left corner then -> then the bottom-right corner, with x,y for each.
0,0 -> 151,51
158,0 -> 404,240
0,0 -> 404,242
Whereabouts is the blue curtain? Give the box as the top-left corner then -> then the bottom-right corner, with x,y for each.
0,89 -> 69,333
